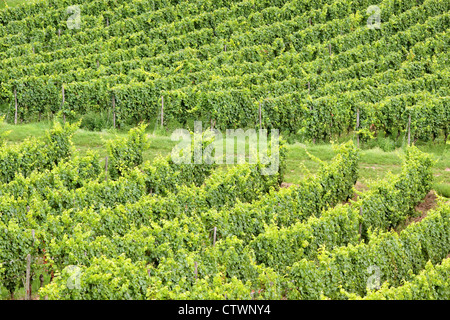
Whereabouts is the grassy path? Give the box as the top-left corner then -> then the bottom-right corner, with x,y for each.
0,0 -> 25,9
1,121 -> 449,198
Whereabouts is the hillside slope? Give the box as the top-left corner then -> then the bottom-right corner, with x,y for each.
0,0 -> 448,141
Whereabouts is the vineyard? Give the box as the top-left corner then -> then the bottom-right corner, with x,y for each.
0,121 -> 448,299
0,0 -> 449,301
0,0 -> 448,142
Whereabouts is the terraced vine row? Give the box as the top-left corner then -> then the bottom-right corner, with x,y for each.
0,121 -> 448,299
0,0 -> 449,300
0,0 -> 448,142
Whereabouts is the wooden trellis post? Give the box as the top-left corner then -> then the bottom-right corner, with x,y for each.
312,97 -> 315,144
259,101 -> 262,129
29,229 -> 35,298
194,262 -> 198,280
14,87 -> 18,125
356,108 -> 360,148
62,84 -> 66,123
105,156 -> 109,182
358,207 -> 363,242
328,43 -> 332,55
112,94 -> 116,129
408,113 -> 411,146
25,254 -> 31,300
161,96 -> 164,128
213,227 -> 217,246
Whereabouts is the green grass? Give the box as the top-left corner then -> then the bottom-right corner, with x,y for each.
0,0 -> 26,9
284,142 -> 449,197
1,121 -> 449,198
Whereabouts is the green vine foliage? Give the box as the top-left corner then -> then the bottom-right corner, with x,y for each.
200,141 -> 359,244
248,146 -> 435,275
106,123 -> 150,180
288,203 -> 450,299
38,255 -> 149,300
0,0 -> 448,141
0,120 -> 78,184
358,145 -> 434,235
349,258 -> 450,300
1,132 -> 444,300
0,220 -> 37,297
0,0 -> 449,300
